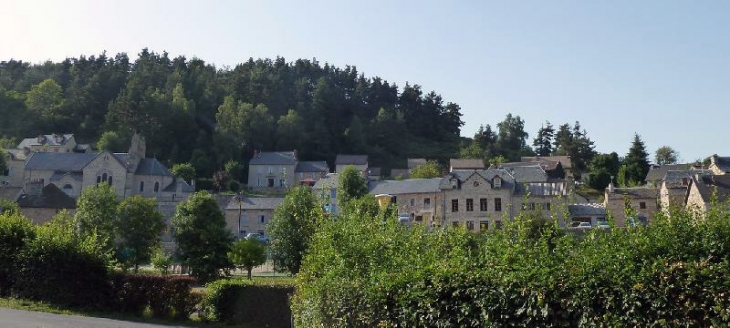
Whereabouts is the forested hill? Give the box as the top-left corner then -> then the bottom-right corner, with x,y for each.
0,49 -> 464,176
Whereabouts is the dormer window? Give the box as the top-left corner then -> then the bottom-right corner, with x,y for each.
451,179 -> 458,189
493,176 -> 502,189
681,178 -> 688,186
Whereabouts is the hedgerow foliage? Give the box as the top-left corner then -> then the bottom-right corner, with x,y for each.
293,202 -> 730,327
0,212 -> 35,296
202,278 -> 295,326
111,273 -> 199,319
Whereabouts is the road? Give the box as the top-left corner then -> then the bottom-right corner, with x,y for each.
0,308 -> 192,328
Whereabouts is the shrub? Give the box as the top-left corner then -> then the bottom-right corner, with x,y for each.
111,273 -> 198,319
14,220 -> 111,309
0,213 -> 35,296
202,278 -> 294,326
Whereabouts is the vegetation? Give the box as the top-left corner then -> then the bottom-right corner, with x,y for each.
268,186 -> 321,275
116,196 -> 165,273
172,191 -> 234,283
655,145 -> 680,165
618,133 -> 651,186
229,239 -> 267,280
202,277 -> 295,326
74,183 -> 119,252
170,162 -> 196,184
409,160 -> 441,179
337,165 -> 368,206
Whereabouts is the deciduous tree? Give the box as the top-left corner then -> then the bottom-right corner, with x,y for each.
338,165 -> 368,205
116,195 -> 164,273
229,238 -> 267,280
74,184 -> 119,252
269,186 -> 321,275
410,161 -> 442,179
655,146 -> 679,165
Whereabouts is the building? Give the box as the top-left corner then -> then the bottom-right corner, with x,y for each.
295,161 -> 329,186
685,174 -> 730,216
568,203 -> 607,226
708,155 -> 730,175
312,173 -> 339,215
369,178 -> 442,227
335,155 -> 368,175
224,196 -> 284,239
449,159 -> 485,172
17,134 -> 90,153
645,163 -> 693,187
16,181 -> 76,225
439,169 -> 516,231
603,183 -> 658,227
521,156 -> 571,179
248,150 -> 329,191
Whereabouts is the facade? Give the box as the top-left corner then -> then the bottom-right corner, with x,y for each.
603,183 -> 658,227
224,196 -> 284,239
658,170 -> 711,212
248,151 -> 329,191
708,155 -> 730,175
17,134 -> 90,153
312,173 -> 339,215
335,155 -> 368,175
568,203 -> 607,225
369,178 -> 442,227
16,182 -> 76,225
685,174 -> 730,216
439,169 -> 516,231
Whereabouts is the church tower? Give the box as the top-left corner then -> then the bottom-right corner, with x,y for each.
127,132 -> 146,173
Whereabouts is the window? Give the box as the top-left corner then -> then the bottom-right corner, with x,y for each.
260,215 -> 265,223
466,198 -> 474,212
480,220 -> 489,231
62,184 -> 73,196
452,221 -> 460,228
154,181 -> 160,192
466,221 -> 475,231
495,198 -> 502,212
330,189 -> 337,199
392,196 -> 397,204
493,176 -> 501,189
281,166 -> 286,174
268,178 -> 274,187
139,181 -> 144,192
102,173 -> 108,183
480,198 -> 488,211
640,202 -> 647,209
268,167 -> 273,174
257,178 -> 262,186
279,179 -> 286,187
415,215 -> 423,222
544,203 -> 551,211
424,198 -> 431,208
529,203 -> 536,211
410,198 -> 415,207
495,220 -> 503,230
108,176 -> 112,186
97,176 -> 101,184
451,199 -> 459,212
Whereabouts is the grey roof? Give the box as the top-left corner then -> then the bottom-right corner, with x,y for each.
16,184 -> 76,209
407,158 -> 427,169
17,134 -> 74,149
369,178 -> 442,195
295,161 -> 329,173
25,152 -> 98,172
450,159 -> 485,170
312,173 -> 338,190
225,196 -> 284,210
4,149 -> 29,161
135,158 -> 172,176
162,177 -> 194,192
521,156 -> 572,169
645,164 -> 691,183
691,174 -> 730,203
569,203 -> 606,216
712,156 -> 730,173
663,170 -> 710,189
49,171 -> 83,182
368,167 -> 382,176
336,154 -> 368,165
0,187 -> 22,201
501,165 -> 548,183
606,186 -> 657,200
517,182 -> 568,196
441,169 -> 515,189
250,151 -> 297,165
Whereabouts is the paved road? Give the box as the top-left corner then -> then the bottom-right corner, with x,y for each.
0,308 -> 192,328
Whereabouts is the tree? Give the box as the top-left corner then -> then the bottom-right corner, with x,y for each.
655,146 -> 679,165
532,121 -> 555,156
172,191 -> 234,282
25,78 -> 64,121
276,109 -> 305,151
621,133 -> 650,186
115,196 -> 165,273
151,248 -> 173,275
74,184 -> 119,252
171,162 -> 196,184
97,131 -> 126,152
0,151 -> 6,177
410,161 -> 441,179
459,143 -> 484,160
338,165 -> 368,205
495,113 -> 529,161
212,170 -> 230,192
215,98 -> 275,151
229,238 -> 267,280
268,186 -> 320,275
224,160 -> 244,182
587,152 -> 620,190
553,123 -> 573,156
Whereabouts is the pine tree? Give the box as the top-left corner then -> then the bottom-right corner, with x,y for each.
621,133 -> 650,186
532,121 -> 554,156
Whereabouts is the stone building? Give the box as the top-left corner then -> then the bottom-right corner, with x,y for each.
248,150 -> 329,192
335,154 -> 368,175
603,183 -> 658,227
369,178 -> 442,227
16,182 -> 76,225
224,196 -> 284,240
439,169 -> 516,231
685,174 -> 730,216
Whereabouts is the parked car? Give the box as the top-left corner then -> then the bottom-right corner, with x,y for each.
570,221 -> 592,229
595,220 -> 610,229
244,233 -> 270,243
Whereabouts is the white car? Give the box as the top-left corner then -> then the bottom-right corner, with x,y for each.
570,221 -> 592,229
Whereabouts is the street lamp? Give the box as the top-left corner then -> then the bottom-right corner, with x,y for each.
235,193 -> 243,239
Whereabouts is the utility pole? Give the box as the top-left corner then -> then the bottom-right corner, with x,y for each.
235,193 -> 243,239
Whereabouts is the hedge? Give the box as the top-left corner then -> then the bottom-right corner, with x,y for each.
202,278 -> 295,327
0,213 -> 35,296
110,273 -> 199,319
293,201 -> 730,327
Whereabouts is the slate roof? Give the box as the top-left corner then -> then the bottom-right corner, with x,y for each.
449,159 -> 485,170
312,173 -> 338,190
135,158 -> 173,176
16,184 -> 76,209
499,165 -> 548,183
25,152 -> 98,171
250,151 -> 297,165
4,149 -> 30,161
691,175 -> 730,203
162,177 -> 195,192
569,203 -> 606,216
0,187 -> 22,201
521,156 -> 572,169
517,182 -> 568,196
336,154 -> 368,165
711,156 -> 730,173
645,164 -> 691,184
369,178 -> 442,195
226,197 -> 284,210
49,171 -> 83,182
441,169 -> 515,189
17,134 -> 74,148
606,186 -> 657,200
295,161 -> 329,173
407,158 -> 427,169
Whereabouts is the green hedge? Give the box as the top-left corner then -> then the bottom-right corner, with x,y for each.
0,213 -> 35,296
294,202 -> 730,327
202,278 -> 294,326
111,273 -> 199,319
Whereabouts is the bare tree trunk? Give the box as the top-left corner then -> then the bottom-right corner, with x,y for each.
247,267 -> 252,280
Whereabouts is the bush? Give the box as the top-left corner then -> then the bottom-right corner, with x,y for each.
202,278 -> 294,326
111,273 -> 198,319
293,200 -> 730,326
0,213 -> 35,296
13,220 -> 111,309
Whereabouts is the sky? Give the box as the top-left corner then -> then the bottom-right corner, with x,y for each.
2,0 -> 729,162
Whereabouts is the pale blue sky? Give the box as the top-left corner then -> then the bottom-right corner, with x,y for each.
2,0 -> 728,162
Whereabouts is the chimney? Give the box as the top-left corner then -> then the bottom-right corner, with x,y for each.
711,154 -> 718,166
254,149 -> 260,158
23,147 -> 31,156
608,176 -> 615,193
37,135 -> 46,144
293,149 -> 298,160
